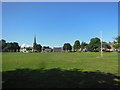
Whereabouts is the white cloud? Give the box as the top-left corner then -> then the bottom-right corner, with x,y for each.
21,43 -> 26,48
21,43 -> 32,48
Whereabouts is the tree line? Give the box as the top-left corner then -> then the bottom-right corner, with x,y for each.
63,36 -> 120,52
0,40 -> 20,52
0,36 -> 120,52
112,36 -> 120,49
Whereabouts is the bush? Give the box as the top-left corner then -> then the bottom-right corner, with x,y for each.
33,50 -> 38,52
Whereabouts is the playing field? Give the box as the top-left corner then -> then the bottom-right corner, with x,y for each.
2,52 -> 120,88
2,52 -> 118,74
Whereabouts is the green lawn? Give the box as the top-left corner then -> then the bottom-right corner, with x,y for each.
2,52 -> 120,88
2,52 -> 118,74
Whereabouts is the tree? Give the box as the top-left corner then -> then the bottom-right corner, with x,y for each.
73,40 -> 81,52
112,36 -> 120,50
113,44 -> 120,49
0,39 -> 20,52
26,47 -> 32,51
87,37 -> 101,52
13,42 -> 20,52
36,44 -> 42,52
102,42 -> 111,51
63,43 -> 72,52
42,46 -> 50,51
81,42 -> 88,51
6,43 -> 13,52
86,44 -> 90,51
0,39 -> 6,52
5,42 -> 20,52
115,36 -> 120,43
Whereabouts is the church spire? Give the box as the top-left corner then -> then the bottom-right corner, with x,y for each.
34,35 -> 36,44
33,35 -> 37,50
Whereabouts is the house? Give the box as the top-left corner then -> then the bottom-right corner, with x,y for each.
42,46 -> 52,52
43,48 -> 52,52
53,47 -> 63,52
20,44 -> 32,53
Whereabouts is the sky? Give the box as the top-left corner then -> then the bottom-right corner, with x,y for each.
1,0 -> 120,2
2,2 -> 118,47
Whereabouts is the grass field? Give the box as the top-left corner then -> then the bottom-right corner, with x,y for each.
2,52 -> 120,88
2,52 -> 118,74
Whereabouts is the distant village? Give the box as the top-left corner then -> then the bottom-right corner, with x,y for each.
19,36 -> 119,53
20,36 -> 65,53
0,35 -> 120,53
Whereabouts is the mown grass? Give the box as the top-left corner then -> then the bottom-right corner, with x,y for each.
2,68 -> 120,88
2,52 -> 119,88
2,52 -> 118,74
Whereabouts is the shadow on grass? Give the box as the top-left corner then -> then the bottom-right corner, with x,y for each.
2,68 -> 120,88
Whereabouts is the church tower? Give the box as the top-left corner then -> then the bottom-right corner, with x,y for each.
33,35 -> 37,50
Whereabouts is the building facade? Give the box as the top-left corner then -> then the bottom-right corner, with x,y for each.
20,44 -> 32,53
42,46 -> 52,52
53,47 -> 63,52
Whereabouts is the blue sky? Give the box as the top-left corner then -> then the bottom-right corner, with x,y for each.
2,2 -> 118,47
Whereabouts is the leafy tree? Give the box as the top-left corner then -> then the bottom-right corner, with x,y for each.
6,43 -> 13,52
5,42 -> 20,52
113,41 -> 117,44
26,47 -> 32,51
112,44 -> 120,49
13,42 -> 20,52
115,36 -> 120,43
81,42 -> 88,51
0,39 -> 6,52
73,40 -> 81,51
36,44 -> 42,52
33,50 -> 38,52
86,44 -> 90,51
87,37 -> 101,52
63,43 -> 72,52
0,39 -> 20,52
42,46 -> 50,51
102,42 -> 111,50
112,36 -> 120,50
42,46 -> 49,49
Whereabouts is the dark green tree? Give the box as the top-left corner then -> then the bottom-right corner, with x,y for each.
5,42 -> 20,52
13,42 -> 20,52
0,39 -> 6,52
102,42 -> 111,50
102,42 -> 111,51
81,42 -> 88,51
26,47 -> 32,51
87,37 -> 101,52
63,43 -> 72,52
42,46 -> 49,51
36,44 -> 42,52
73,40 -> 81,52
6,43 -> 13,52
86,44 -> 90,51
115,36 -> 120,43
0,39 -> 20,52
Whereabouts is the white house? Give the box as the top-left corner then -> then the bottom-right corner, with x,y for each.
20,44 -> 32,53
